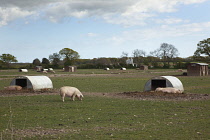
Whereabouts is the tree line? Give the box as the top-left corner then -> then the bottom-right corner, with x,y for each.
1,38 -> 210,69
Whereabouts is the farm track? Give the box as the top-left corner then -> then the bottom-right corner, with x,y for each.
0,89 -> 209,101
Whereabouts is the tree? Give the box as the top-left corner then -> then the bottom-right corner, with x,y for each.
132,49 -> 146,57
121,51 -> 129,58
145,56 -> 160,68
32,58 -> 41,66
49,53 -> 61,68
149,50 -> 160,57
96,58 -> 111,68
0,54 -> 18,67
59,48 -> 80,66
42,58 -> 50,66
194,38 -> 210,57
159,43 -> 179,60
42,58 -> 50,67
151,43 -> 179,60
120,52 -> 129,67
132,49 -> 146,65
0,60 -> 3,68
150,43 -> 179,68
160,43 -> 179,67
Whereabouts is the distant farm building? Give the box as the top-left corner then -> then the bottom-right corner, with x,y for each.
35,66 -> 42,72
126,58 -> 137,67
120,67 -> 126,70
126,58 -> 134,66
19,69 -> 28,72
64,66 -> 77,72
10,76 -> 53,91
104,67 -> 110,70
48,68 -> 53,71
144,76 -> 184,92
187,63 -> 208,76
139,65 -> 148,70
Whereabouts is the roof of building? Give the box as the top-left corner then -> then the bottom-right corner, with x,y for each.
10,76 -> 53,90
191,63 -> 208,66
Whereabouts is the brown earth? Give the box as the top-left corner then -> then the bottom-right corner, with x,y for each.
0,89 -> 209,101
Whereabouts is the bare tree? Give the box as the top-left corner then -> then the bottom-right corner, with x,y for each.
151,43 -> 179,60
132,49 -> 146,57
159,43 -> 179,60
132,49 -> 146,65
149,50 -> 160,57
150,43 -> 179,67
121,51 -> 129,58
167,44 -> 179,59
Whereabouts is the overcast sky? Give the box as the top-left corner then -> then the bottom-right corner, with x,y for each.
0,0 -> 210,63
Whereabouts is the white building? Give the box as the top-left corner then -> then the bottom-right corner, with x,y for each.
126,58 -> 134,66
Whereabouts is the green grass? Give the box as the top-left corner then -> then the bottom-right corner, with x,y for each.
51,76 -> 146,93
1,69 -> 210,139
179,76 -> 210,94
1,69 -> 210,94
0,95 -> 210,139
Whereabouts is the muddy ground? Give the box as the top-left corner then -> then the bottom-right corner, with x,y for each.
0,89 -> 209,101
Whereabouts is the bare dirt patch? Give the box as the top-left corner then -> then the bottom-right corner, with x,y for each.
2,127 -> 79,139
0,89 -> 57,97
116,91 -> 210,101
0,89 -> 209,101
79,91 -> 210,101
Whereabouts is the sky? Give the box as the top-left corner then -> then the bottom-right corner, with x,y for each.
0,0 -> 210,63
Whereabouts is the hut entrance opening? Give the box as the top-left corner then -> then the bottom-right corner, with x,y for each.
151,79 -> 166,90
15,79 -> 27,88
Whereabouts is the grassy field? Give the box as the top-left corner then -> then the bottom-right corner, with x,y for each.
0,69 -> 210,139
0,69 -> 210,94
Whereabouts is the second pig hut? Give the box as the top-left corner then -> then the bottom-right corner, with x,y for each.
187,63 -> 208,76
140,65 -> 148,70
35,66 -> 42,72
10,76 -> 53,91
19,69 -> 28,72
64,66 -> 77,72
144,76 -> 184,92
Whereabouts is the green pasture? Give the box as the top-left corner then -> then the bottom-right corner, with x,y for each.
0,69 -> 210,94
1,95 -> 210,139
0,69 -> 210,139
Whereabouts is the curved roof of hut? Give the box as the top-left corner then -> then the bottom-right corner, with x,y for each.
144,76 -> 184,92
26,76 -> 53,90
10,76 -> 53,90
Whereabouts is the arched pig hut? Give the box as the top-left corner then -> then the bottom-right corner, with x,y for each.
19,69 -> 28,72
10,76 -> 53,91
144,76 -> 184,92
